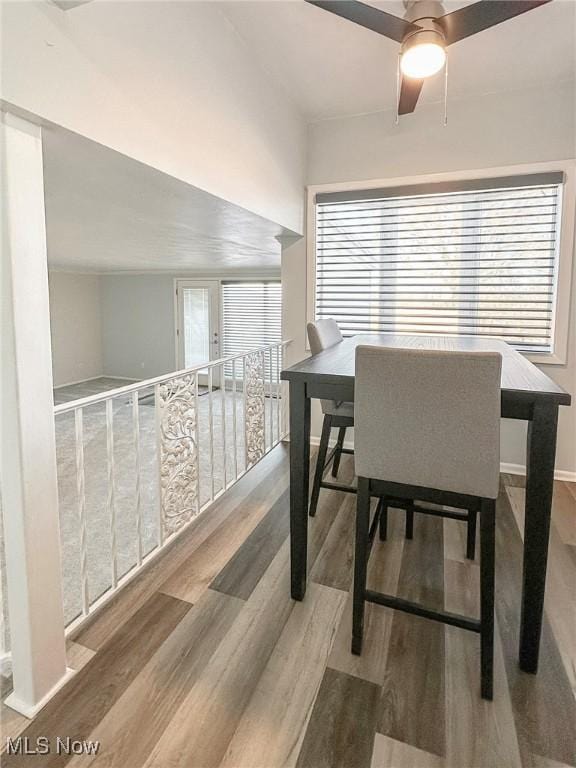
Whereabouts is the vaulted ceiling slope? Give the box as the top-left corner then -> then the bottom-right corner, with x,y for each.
220,0 -> 575,121
43,126 -> 288,272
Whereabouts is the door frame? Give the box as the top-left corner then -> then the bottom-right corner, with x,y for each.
174,279 -> 221,382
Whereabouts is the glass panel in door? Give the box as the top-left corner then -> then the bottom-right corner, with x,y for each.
176,280 -> 220,384
182,287 -> 211,368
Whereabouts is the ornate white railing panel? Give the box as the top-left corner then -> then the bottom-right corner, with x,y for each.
244,351 -> 266,468
53,341 -> 290,634
158,373 -> 199,537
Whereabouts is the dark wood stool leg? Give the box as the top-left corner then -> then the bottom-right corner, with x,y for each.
309,415 -> 332,518
466,508 -> 477,560
480,498 -> 495,700
352,477 -> 370,655
379,500 -> 388,541
331,427 -> 347,478
405,504 -> 414,540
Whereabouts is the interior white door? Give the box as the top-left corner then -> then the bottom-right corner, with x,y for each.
176,280 -> 220,383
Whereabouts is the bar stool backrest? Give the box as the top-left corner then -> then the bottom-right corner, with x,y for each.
307,318 -> 343,356
354,345 -> 502,500
307,319 -> 346,416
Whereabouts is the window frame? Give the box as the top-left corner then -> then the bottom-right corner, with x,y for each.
306,161 -> 576,365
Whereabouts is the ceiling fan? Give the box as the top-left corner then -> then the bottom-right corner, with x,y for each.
304,0 -> 552,115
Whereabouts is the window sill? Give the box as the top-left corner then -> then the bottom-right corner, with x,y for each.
524,352 -> 566,367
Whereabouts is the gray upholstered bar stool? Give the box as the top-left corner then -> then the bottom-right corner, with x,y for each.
306,319 -> 355,517
352,345 -> 501,699
307,319 -> 415,537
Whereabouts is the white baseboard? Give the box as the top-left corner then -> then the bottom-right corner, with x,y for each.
308,437 -> 575,483
500,462 -> 576,483
54,374 -> 141,389
499,462 -> 530,478
309,435 -> 351,449
53,374 -> 104,389
554,470 -> 576,483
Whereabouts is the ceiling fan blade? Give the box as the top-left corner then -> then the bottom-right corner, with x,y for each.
304,0 -> 421,44
398,76 -> 424,115
437,0 -> 553,46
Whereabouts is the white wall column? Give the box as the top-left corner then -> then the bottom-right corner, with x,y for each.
1,111 -> 72,717
280,234 -> 307,369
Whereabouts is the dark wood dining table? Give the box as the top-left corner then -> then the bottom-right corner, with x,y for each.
281,333 -> 571,674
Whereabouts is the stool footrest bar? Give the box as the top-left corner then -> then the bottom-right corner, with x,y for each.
384,498 -> 469,522
413,505 -> 469,521
364,590 -> 481,632
320,481 -> 357,494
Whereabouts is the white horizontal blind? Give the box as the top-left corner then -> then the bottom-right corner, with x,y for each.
315,176 -> 563,354
222,282 -> 282,372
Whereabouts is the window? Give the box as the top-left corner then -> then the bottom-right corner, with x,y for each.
314,173 -> 564,355
222,281 -> 282,364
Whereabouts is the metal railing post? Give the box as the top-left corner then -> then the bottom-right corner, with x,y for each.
132,392 -> 143,566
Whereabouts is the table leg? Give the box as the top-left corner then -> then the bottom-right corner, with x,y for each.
519,400 -> 559,673
289,379 -> 310,600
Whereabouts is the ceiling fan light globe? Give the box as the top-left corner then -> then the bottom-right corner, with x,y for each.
400,42 -> 446,78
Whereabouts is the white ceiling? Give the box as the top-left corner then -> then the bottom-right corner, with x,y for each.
220,0 -> 575,120
43,125 -> 291,272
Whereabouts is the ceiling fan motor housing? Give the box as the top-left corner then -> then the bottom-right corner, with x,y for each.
402,0 -> 445,23
401,0 -> 446,53
401,19 -> 446,55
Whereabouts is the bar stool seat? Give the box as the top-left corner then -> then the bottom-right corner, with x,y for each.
307,321 -> 477,562
323,401 -> 354,419
307,320 -> 413,541
352,345 -> 501,700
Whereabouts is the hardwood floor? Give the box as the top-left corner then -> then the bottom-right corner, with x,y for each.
2,445 -> 575,768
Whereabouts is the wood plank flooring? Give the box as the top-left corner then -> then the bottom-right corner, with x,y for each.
2,444 -> 575,768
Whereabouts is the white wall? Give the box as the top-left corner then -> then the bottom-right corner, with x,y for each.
308,82 -> 576,184
48,270 -> 283,384
283,82 -> 576,476
100,275 -> 177,381
0,0 -> 306,235
48,272 -> 103,387
99,270 -> 282,380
